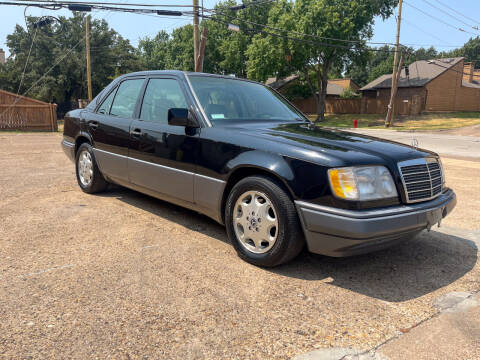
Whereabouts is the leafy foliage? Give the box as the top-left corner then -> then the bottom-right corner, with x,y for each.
0,13 -> 141,115
439,37 -> 480,68
245,0 -> 397,121
339,87 -> 360,99
136,0 -> 274,76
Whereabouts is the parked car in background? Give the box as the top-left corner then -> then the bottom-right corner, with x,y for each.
62,71 -> 456,267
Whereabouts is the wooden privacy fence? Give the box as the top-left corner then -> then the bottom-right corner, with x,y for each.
292,95 -> 425,116
326,98 -> 362,114
0,90 -> 57,131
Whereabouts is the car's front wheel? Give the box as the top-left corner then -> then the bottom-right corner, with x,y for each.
75,142 -> 108,193
225,175 -> 304,267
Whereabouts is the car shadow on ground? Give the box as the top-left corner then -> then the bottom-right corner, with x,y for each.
273,232 -> 477,302
101,186 -> 478,303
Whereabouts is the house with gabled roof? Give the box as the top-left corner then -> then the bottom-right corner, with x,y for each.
360,57 -> 480,112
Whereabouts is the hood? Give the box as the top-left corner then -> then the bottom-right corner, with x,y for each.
220,121 -> 435,166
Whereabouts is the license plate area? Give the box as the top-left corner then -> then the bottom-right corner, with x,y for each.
426,207 -> 444,229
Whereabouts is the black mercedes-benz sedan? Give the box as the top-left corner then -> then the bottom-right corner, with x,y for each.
61,71 -> 456,267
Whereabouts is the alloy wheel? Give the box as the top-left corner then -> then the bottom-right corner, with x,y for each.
233,190 -> 278,254
78,150 -> 93,186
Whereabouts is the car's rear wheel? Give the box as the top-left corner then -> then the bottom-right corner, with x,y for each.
225,175 -> 304,267
75,142 -> 108,193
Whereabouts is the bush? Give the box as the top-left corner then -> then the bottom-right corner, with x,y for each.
340,87 -> 361,99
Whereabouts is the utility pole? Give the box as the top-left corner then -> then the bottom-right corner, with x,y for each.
85,15 -> 92,102
196,27 -> 208,72
193,0 -> 200,72
385,51 -> 405,128
385,0 -> 403,127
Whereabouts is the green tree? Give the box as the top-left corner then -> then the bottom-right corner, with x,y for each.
440,37 -> 480,67
135,0 -> 274,76
209,0 -> 274,76
137,31 -> 169,70
246,0 -> 397,121
166,24 -> 195,71
0,13 -> 140,115
340,87 -> 360,99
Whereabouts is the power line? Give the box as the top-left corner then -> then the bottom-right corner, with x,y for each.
201,13 -> 402,53
228,0 -> 277,11
0,37 -> 84,118
16,26 -> 38,96
2,0 -> 200,8
204,7 -> 399,48
404,1 -> 479,36
402,42 -> 464,49
0,0 -> 198,16
0,0 -> 122,118
402,18 -> 457,47
420,0 -> 479,32
433,0 -> 480,27
5,0 -> 473,51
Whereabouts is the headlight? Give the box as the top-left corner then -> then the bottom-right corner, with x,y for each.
328,166 -> 398,201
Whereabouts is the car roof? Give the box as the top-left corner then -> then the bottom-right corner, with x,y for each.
118,70 -> 262,85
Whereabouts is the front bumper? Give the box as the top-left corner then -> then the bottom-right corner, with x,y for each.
295,189 -> 456,257
61,139 -> 75,162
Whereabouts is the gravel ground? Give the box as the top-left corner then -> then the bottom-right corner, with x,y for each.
0,133 -> 479,360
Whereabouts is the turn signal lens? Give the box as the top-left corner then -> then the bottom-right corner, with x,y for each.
328,168 -> 359,200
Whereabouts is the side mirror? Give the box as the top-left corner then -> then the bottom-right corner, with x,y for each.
168,108 -> 199,128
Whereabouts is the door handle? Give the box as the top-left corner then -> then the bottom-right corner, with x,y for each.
88,121 -> 98,129
131,128 -> 142,137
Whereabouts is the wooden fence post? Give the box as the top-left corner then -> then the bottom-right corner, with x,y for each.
49,103 -> 58,132
361,97 -> 366,114
52,104 -> 58,132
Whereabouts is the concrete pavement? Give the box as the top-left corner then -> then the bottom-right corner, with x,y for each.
294,226 -> 480,360
294,291 -> 480,360
347,129 -> 480,160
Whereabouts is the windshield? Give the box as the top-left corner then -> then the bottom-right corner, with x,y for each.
188,75 -> 306,124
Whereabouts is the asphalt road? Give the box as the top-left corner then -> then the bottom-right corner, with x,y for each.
0,133 -> 478,360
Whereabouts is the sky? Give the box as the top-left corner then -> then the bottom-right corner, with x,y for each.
1,0 -> 480,58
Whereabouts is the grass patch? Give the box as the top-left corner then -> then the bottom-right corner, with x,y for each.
307,114 -> 385,128
307,112 -> 480,131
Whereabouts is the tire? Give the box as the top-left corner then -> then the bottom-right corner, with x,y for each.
75,142 -> 108,194
225,175 -> 304,267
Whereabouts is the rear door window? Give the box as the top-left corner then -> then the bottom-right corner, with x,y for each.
97,88 -> 117,114
110,79 -> 145,118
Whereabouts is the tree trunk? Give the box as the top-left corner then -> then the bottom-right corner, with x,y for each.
304,70 -> 319,122
315,61 -> 329,122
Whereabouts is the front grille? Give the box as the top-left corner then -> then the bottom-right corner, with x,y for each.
398,158 -> 443,203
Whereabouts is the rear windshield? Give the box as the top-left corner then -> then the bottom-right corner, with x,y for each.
188,75 -> 306,124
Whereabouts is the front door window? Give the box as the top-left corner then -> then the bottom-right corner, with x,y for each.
139,78 -> 188,123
